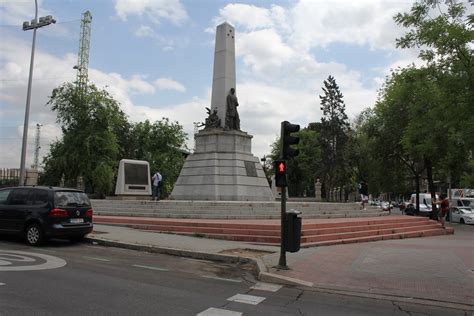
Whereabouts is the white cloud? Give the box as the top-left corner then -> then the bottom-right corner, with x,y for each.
289,0 -> 411,51
135,25 -> 156,38
115,0 -> 188,25
0,0 -> 50,25
237,29 -> 294,75
154,78 -> 186,92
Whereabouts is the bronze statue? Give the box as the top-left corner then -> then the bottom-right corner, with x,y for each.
225,88 -> 240,130
204,107 -> 221,129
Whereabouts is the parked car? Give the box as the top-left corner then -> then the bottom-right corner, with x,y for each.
380,201 -> 393,212
450,207 -> 474,224
0,186 -> 93,246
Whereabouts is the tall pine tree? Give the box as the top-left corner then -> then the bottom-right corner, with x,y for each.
319,75 -> 350,198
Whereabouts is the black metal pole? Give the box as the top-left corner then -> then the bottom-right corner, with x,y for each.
278,185 -> 288,269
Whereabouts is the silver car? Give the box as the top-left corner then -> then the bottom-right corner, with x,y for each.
450,207 -> 474,224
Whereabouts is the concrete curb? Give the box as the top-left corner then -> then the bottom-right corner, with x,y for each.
85,236 -> 313,288
85,237 -> 472,312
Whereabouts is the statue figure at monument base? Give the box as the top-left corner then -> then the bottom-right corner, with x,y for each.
225,88 -> 240,130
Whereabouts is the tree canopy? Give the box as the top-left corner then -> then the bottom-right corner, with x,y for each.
40,82 -> 188,197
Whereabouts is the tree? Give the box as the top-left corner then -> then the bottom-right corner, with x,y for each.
268,126 -> 321,197
394,0 -> 474,190
127,119 -> 188,197
318,75 -> 350,197
41,83 -> 129,197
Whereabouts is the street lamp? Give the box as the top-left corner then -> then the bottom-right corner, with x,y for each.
19,0 -> 56,186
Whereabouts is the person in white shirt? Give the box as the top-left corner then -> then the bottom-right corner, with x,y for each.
152,171 -> 162,201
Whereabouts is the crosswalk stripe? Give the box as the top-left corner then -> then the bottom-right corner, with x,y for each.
197,307 -> 242,316
250,282 -> 282,292
227,293 -> 266,305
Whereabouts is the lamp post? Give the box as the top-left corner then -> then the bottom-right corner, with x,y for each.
19,0 -> 56,186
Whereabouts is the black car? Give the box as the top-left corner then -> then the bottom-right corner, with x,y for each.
0,186 -> 93,246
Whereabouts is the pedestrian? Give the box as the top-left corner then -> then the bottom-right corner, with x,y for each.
358,180 -> 369,210
152,170 -> 162,201
433,193 -> 449,228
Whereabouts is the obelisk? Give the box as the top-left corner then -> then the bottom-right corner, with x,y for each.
210,22 -> 236,128
170,22 -> 273,201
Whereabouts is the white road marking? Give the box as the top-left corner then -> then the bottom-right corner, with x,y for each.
201,275 -> 241,283
0,250 -> 66,271
227,294 -> 266,305
197,307 -> 242,316
83,256 -> 110,262
132,264 -> 168,272
0,282 -> 5,286
250,282 -> 282,292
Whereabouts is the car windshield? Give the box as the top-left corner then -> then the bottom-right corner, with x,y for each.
54,191 -> 91,207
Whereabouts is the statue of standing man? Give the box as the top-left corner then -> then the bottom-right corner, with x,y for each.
225,88 -> 240,130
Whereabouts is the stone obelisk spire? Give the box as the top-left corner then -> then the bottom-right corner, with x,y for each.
210,22 -> 236,128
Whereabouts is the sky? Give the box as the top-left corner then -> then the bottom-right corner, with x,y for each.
1,0 -> 470,169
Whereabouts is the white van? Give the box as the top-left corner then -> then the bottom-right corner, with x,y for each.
448,189 -> 474,211
404,193 -> 437,216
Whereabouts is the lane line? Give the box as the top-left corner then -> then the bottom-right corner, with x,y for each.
197,307 -> 242,316
132,264 -> 169,272
83,256 -> 110,262
201,275 -> 242,283
0,282 -> 5,286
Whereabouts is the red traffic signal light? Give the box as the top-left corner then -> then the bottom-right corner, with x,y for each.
274,160 -> 287,187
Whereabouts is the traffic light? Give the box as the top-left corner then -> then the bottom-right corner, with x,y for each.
281,121 -> 300,159
274,160 -> 287,187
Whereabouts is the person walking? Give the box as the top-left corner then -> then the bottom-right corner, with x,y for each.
433,193 -> 449,228
152,170 -> 162,201
358,180 -> 369,210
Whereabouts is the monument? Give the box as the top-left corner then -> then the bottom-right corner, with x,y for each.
171,22 -> 273,201
115,159 -> 151,196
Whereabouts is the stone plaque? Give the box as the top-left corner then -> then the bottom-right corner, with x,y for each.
244,161 -> 257,177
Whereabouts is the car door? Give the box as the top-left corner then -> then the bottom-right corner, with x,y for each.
2,188 -> 32,232
0,188 -> 13,231
451,208 -> 460,223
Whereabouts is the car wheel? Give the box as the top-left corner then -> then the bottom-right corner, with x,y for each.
25,223 -> 44,246
460,218 -> 465,224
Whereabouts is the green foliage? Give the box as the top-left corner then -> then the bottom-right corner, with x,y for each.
40,83 -> 188,198
268,127 -> 321,197
318,75 -> 350,193
127,119 -> 187,197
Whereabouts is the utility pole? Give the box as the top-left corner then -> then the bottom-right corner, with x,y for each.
19,0 -> 55,186
33,123 -> 42,170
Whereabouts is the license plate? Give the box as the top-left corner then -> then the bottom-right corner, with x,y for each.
70,218 -> 84,224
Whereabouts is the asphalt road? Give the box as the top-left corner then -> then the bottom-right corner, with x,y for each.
0,237 -> 469,316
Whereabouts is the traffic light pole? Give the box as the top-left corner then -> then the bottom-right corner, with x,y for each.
277,121 -> 288,269
278,185 -> 288,269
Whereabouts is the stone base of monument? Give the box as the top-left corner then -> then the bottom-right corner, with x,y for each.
171,128 -> 274,201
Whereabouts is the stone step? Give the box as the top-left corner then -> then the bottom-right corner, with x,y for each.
94,215 -> 452,247
94,211 -> 385,220
301,224 -> 442,243
302,227 -> 454,248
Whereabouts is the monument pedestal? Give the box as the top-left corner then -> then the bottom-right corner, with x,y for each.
171,128 -> 273,201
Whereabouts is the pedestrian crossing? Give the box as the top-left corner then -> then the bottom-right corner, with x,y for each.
196,282 -> 283,316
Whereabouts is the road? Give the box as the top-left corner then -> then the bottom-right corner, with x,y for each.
0,237 -> 469,315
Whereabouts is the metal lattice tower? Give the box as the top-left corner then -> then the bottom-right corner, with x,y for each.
76,10 -> 92,92
33,123 -> 42,170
